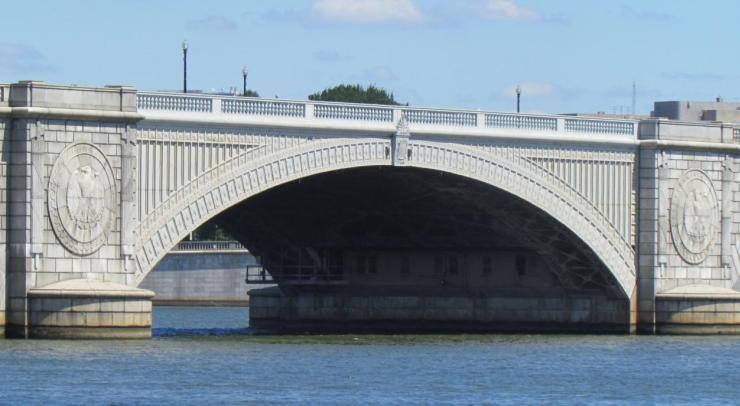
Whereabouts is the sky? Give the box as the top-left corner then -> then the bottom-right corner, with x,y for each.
1,0 -> 738,115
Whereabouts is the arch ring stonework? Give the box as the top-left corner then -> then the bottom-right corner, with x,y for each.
48,142 -> 117,256
134,139 -> 635,299
670,169 -> 719,264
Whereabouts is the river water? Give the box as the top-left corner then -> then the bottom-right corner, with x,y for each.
1,306 -> 739,405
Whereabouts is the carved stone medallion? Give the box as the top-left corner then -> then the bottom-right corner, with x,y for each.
48,143 -> 117,256
670,169 -> 719,264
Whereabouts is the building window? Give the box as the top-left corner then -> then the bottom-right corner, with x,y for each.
356,256 -> 366,274
515,255 -> 527,276
400,256 -> 410,275
368,255 -> 378,274
434,256 -> 444,275
482,256 -> 492,276
448,255 -> 458,275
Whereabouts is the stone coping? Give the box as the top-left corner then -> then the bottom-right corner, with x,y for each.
0,106 -> 142,121
656,284 -> 740,300
28,279 -> 155,299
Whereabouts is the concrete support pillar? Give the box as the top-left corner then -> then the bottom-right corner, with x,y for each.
721,155 -> 733,270
0,112 -> 8,336
5,116 -> 35,337
635,144 -> 660,333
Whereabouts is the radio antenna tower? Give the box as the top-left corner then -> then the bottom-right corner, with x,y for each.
631,81 -> 636,115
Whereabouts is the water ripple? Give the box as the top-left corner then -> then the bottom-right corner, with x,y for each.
0,306 -> 738,405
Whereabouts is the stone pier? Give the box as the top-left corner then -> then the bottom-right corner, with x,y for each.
0,81 -> 149,338
636,120 -> 740,334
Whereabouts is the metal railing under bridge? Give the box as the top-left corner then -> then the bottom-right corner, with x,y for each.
172,240 -> 247,252
170,241 -> 343,285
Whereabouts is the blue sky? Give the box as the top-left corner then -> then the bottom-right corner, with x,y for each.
1,0 -> 737,114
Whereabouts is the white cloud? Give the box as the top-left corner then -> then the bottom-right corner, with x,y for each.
0,43 -> 55,74
186,16 -> 237,31
662,72 -> 724,81
312,0 -> 424,24
620,6 -> 671,23
313,50 -> 349,63
481,0 -> 540,21
364,66 -> 397,81
502,82 -> 555,98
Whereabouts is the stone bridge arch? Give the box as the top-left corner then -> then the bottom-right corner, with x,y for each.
133,136 -> 636,299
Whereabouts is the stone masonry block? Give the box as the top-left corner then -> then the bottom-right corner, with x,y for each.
99,299 -> 125,313
71,298 -> 101,313
124,299 -> 144,313
41,298 -> 72,312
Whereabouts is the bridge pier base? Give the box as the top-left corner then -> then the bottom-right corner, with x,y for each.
653,286 -> 740,334
24,280 -> 153,339
249,287 -> 632,334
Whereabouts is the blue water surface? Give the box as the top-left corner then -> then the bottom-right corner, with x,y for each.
0,306 -> 738,405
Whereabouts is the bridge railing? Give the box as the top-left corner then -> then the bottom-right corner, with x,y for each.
136,91 -> 638,138
0,84 -> 8,106
245,265 -> 274,284
172,240 -> 247,252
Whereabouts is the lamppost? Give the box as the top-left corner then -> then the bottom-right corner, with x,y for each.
516,85 -> 521,113
242,66 -> 248,96
182,40 -> 188,93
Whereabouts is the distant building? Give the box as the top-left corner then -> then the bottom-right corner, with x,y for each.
652,99 -> 740,123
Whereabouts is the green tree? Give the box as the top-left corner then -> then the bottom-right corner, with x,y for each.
192,221 -> 233,241
243,89 -> 259,97
308,84 -> 401,105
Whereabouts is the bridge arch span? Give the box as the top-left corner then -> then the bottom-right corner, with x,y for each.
133,136 -> 635,298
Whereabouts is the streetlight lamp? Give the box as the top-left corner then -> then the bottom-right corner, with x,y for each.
516,85 -> 521,113
182,40 -> 188,93
242,66 -> 248,96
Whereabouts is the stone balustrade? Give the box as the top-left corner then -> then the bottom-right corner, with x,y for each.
314,103 -> 393,122
137,93 -> 212,113
564,117 -> 635,135
403,109 -> 478,127
222,98 -> 305,117
485,113 -> 558,131
136,92 -> 639,138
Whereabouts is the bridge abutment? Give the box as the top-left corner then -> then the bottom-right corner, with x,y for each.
249,288 -> 632,333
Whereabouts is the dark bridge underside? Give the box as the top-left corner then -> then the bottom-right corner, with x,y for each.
214,167 -> 629,332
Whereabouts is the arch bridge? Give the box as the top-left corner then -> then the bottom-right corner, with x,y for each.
1,81 -> 739,337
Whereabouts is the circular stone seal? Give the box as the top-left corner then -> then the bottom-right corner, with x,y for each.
48,143 -> 117,256
670,169 -> 719,264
